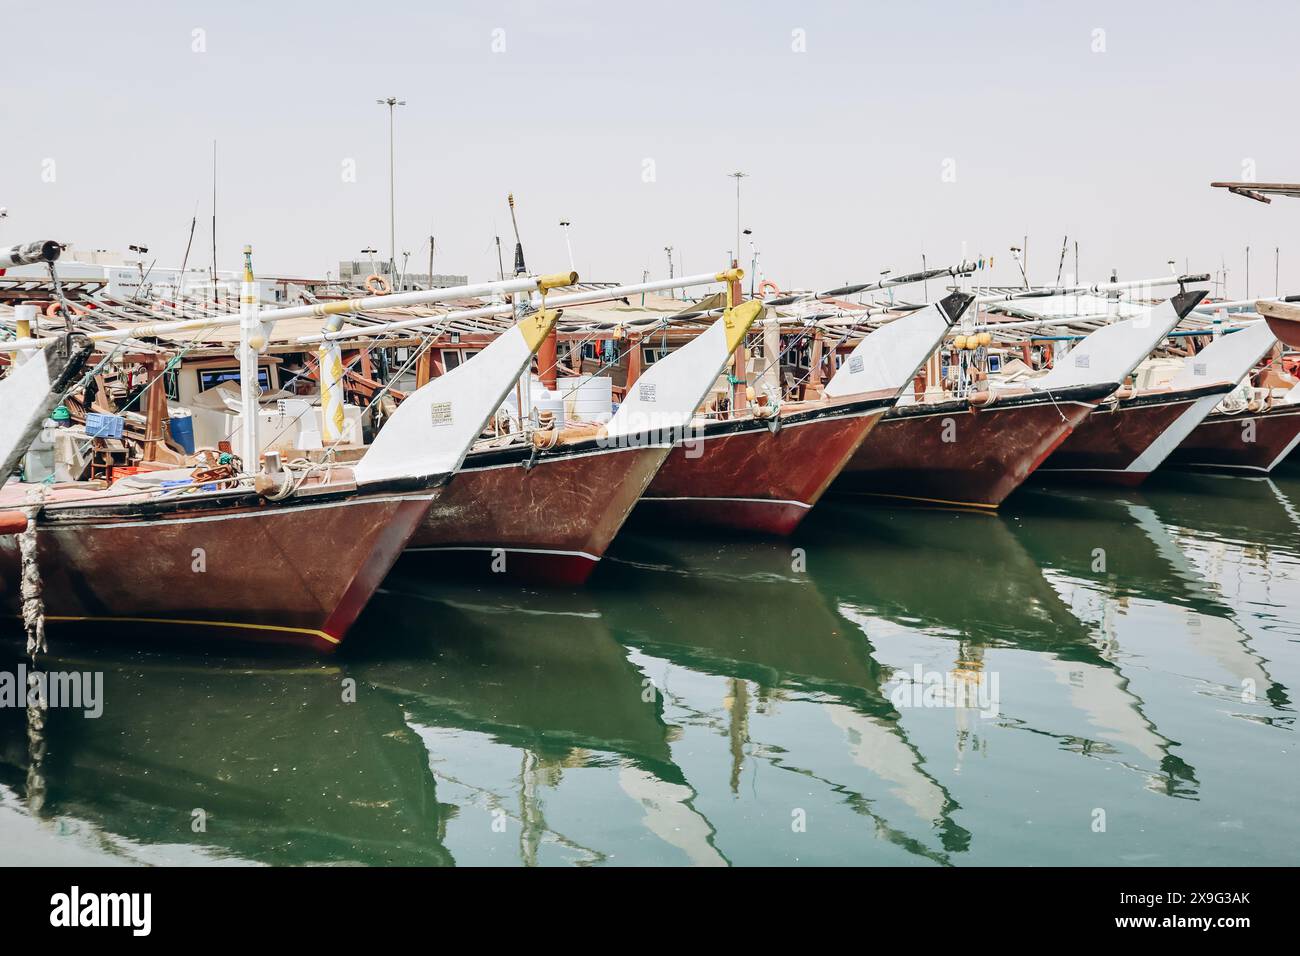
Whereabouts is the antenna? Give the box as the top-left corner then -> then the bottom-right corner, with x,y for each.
210,140 -> 218,285
1010,245 -> 1030,289
507,193 -> 525,275
179,203 -> 198,299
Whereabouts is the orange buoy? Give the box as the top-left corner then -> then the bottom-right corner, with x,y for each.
46,301 -> 88,319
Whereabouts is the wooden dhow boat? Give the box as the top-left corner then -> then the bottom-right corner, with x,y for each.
634,275 -> 974,535
400,272 -> 761,584
0,248 -> 576,652
1030,289 -> 1261,485
837,281 -> 1207,508
1164,300 -> 1300,473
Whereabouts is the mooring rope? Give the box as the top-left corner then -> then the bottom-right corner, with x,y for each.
19,485 -> 47,657
19,484 -> 48,815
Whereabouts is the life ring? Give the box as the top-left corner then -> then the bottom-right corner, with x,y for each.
758,279 -> 781,298
46,301 -> 88,319
365,274 -> 391,295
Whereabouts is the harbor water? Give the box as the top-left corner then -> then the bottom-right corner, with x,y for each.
2,470 -> 1298,866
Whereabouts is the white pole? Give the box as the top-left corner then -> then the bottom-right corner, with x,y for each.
301,270 -> 740,344
238,246 -> 261,470
561,220 -> 575,272
0,271 -> 578,353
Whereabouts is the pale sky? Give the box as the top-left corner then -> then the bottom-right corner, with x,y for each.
2,0 -> 1295,297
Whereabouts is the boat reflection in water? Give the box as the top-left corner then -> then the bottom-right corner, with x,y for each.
802,500 -> 1191,798
1007,483 -> 1290,712
0,648 -> 455,865
0,578 -> 725,866
596,535 -> 972,864
0,473 -> 1294,865
347,579 -> 726,866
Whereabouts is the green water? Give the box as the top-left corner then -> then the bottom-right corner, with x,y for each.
3,471 -> 1298,866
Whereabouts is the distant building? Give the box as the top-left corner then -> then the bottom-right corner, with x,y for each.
337,259 -> 467,292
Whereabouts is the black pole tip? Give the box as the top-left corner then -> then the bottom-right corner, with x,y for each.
938,291 -> 975,325
1170,288 -> 1208,319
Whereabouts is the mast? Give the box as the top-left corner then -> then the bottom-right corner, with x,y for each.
506,194 -> 540,416
507,193 -> 526,276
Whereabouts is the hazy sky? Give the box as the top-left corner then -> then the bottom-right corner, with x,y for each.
2,0 -> 1296,297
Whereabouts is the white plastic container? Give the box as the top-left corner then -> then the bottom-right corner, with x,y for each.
561,376 -> 613,421
22,419 -> 58,481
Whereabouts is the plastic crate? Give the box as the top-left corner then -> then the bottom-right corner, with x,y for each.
85,412 -> 125,439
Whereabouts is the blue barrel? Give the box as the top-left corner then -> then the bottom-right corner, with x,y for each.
168,414 -> 196,454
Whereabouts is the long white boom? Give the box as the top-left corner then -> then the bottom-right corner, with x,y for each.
297,270 -> 742,344
973,273 -> 1209,305
0,270 -> 578,352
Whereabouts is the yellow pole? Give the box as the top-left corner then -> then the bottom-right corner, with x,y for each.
318,315 -> 347,444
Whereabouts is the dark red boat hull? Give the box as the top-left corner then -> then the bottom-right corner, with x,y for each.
1036,386 -> 1231,487
1,488 -> 434,654
634,402 -> 886,535
1166,404 -> 1300,474
405,440 -> 670,585
833,392 -> 1105,508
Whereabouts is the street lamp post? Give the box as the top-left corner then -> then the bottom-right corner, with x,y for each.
728,171 -> 748,268
376,96 -> 406,282
560,219 -> 575,272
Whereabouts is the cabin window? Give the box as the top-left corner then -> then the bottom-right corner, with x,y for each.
641,345 -> 672,366
197,366 -> 272,394
440,348 -> 480,371
581,342 -> 600,361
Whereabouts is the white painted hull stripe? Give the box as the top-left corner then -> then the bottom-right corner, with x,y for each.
457,442 -> 670,473
406,545 -> 601,561
1267,429 -> 1300,471
1127,394 -> 1225,473
65,492 -> 437,531
887,401 -> 1096,422
642,495 -> 811,509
